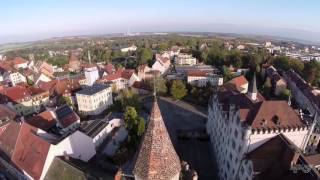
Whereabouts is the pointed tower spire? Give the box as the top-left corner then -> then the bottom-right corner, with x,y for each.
248,73 -> 258,101
133,98 -> 181,180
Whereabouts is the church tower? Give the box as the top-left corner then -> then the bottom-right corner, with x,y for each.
133,98 -> 181,180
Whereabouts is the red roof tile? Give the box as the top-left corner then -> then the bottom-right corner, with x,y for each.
0,85 -> 31,103
0,121 -> 21,158
12,57 -> 28,65
12,123 -> 50,180
134,98 -> 181,179
0,105 -> 17,120
26,111 -> 57,131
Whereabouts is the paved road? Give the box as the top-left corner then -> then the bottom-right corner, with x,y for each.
143,97 -> 217,180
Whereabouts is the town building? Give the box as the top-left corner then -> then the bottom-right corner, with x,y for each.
0,121 -> 96,180
284,69 -> 320,155
133,98 -> 181,180
80,118 -> 123,149
244,134 -> 320,180
174,53 -> 197,66
12,57 -> 28,69
264,65 -> 288,95
100,68 -> 140,91
187,70 -> 223,87
152,53 -> 171,74
76,84 -> 113,115
207,75 -> 311,180
84,65 -> 99,86
0,85 -> 49,116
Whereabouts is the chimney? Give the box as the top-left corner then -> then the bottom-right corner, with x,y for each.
63,151 -> 69,161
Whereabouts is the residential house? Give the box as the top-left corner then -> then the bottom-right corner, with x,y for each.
0,86 -> 49,116
152,53 -> 171,74
80,118 -> 123,149
174,53 -> 197,66
0,121 -> 96,180
12,57 -> 28,69
265,66 -> 287,95
187,70 -> 223,87
76,84 -> 113,116
100,68 -> 140,91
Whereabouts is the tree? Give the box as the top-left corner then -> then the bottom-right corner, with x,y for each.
263,78 -> 272,98
222,65 -> 233,82
278,88 -> 291,100
227,51 -> 242,68
124,106 -> 138,130
303,60 -> 320,85
137,117 -> 145,137
272,56 -> 290,71
148,76 -> 167,95
289,58 -> 304,74
171,80 -> 187,100
137,48 -> 153,65
120,89 -> 141,111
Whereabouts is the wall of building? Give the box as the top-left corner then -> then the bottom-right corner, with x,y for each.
40,131 -> 96,180
207,95 -> 310,180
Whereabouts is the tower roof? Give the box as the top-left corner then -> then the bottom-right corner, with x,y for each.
248,73 -> 258,94
133,98 -> 181,180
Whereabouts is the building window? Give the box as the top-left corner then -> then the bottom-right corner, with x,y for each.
234,129 -> 238,138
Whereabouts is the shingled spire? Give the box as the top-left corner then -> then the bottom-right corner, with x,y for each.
133,98 -> 181,180
248,73 -> 258,101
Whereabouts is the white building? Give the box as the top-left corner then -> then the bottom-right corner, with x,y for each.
174,53 -> 197,66
152,53 -> 171,74
76,84 -> 113,115
84,66 -> 99,86
187,70 -> 223,87
81,118 -> 124,149
207,75 -> 311,180
120,45 -> 137,52
9,71 -> 27,86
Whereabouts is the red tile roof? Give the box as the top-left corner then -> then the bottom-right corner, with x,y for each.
12,57 -> 28,65
0,121 -> 21,159
26,111 -> 57,131
134,98 -> 181,179
103,63 -> 115,74
0,105 -> 17,120
247,134 -> 319,180
102,69 -> 135,81
12,123 -> 50,180
217,87 -> 305,130
187,70 -> 212,77
224,75 -> 248,92
0,85 -> 31,103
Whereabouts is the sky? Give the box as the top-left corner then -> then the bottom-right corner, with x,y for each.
1,0 -> 320,44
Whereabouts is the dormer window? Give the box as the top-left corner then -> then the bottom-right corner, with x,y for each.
272,115 -> 281,126
260,119 -> 267,126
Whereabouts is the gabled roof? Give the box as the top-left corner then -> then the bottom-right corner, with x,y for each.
0,104 -> 17,121
12,123 -> 51,180
0,85 -> 31,103
247,134 -> 319,180
224,75 -> 248,92
55,105 -> 79,128
0,121 -> 21,159
134,98 -> 181,179
216,87 -> 305,130
12,57 -> 28,65
44,157 -> 88,180
26,111 -> 57,131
